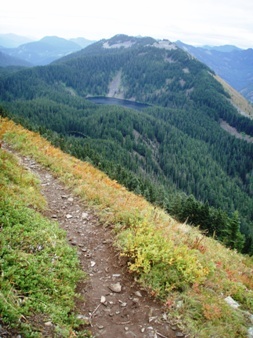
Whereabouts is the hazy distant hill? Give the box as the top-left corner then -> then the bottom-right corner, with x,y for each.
201,44 -> 242,53
70,37 -> 96,48
0,33 -> 33,48
1,35 -> 96,66
176,41 -> 253,102
1,36 -> 83,65
0,50 -> 32,67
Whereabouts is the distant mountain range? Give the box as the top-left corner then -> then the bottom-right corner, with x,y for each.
1,33 -> 252,103
176,41 -> 253,103
201,44 -> 242,53
0,34 -> 95,66
0,51 -> 32,67
0,33 -> 33,48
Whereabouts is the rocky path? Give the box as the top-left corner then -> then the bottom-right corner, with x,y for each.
4,145 -> 184,338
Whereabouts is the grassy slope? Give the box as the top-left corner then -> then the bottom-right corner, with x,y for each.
0,122 -> 90,337
215,74 -> 253,118
1,117 -> 253,337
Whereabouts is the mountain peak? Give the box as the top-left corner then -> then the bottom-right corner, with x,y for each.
101,34 -> 177,51
102,34 -> 137,49
152,39 -> 177,50
102,34 -> 156,49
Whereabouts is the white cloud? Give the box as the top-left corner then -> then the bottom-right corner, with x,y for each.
0,0 -> 253,48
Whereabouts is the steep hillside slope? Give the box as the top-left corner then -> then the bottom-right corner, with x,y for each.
215,75 -> 253,118
0,34 -> 253,253
0,128 -> 86,337
1,117 -> 253,338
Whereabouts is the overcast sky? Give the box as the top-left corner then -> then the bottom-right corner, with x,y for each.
1,0 -> 253,48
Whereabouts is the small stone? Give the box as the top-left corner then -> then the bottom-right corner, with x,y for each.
224,296 -> 240,309
82,212 -> 89,219
109,282 -> 122,293
61,195 -> 68,199
100,296 -> 106,304
66,214 -> 73,219
91,261 -> 96,267
112,274 -> 121,278
126,332 -> 138,337
176,332 -> 184,337
148,316 -> 157,323
132,298 -> 140,306
135,291 -> 142,297
250,314 -> 253,324
162,313 -> 168,321
68,197 -> 74,202
141,327 -> 145,333
76,314 -> 89,321
119,300 -> 127,307
97,325 -> 104,330
45,321 -> 53,326
125,327 -> 129,331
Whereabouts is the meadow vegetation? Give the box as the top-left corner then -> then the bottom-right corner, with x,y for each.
0,121 -> 90,336
1,117 -> 253,337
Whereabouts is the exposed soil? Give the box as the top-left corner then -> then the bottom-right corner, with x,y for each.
107,70 -> 125,99
2,144 -> 185,338
220,120 -> 253,143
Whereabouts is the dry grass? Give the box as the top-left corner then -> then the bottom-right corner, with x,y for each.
215,74 -> 253,118
1,117 -> 253,337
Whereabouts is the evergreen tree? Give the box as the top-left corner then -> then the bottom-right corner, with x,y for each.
225,211 -> 245,251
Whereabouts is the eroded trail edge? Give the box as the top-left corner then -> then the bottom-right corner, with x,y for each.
5,144 -> 183,338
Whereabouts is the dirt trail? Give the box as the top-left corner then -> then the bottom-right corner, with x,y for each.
3,144 -> 184,338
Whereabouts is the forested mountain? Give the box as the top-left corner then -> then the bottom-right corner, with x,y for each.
0,34 -> 253,253
0,50 -> 32,67
176,41 -> 253,103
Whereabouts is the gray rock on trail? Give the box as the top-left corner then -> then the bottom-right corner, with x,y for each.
109,282 -> 122,293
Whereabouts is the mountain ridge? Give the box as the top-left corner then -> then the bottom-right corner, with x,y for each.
0,50 -> 32,67
0,35 -> 95,66
0,33 -> 33,48
176,40 -> 253,103
0,34 -> 253,254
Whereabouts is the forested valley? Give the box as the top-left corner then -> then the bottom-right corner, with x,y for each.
0,34 -> 253,254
